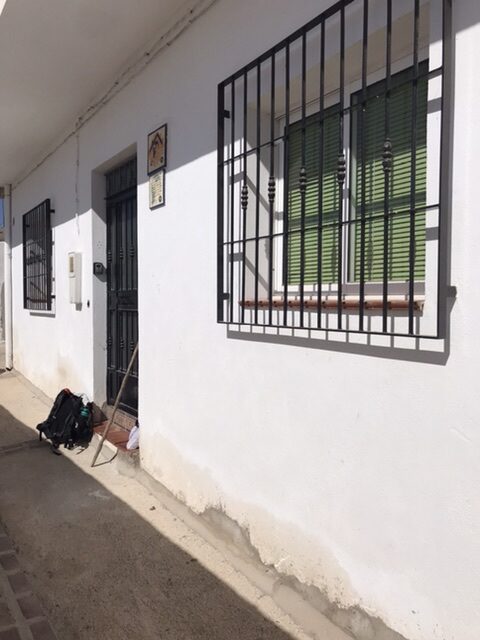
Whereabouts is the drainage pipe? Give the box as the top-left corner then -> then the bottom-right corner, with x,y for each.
3,184 -> 13,369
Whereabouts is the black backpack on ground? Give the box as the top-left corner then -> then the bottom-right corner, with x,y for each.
37,388 -> 93,453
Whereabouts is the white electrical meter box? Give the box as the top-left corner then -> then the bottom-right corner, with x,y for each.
68,252 -> 82,304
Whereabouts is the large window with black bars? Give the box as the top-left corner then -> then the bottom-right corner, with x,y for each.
23,199 -> 54,311
217,0 -> 451,338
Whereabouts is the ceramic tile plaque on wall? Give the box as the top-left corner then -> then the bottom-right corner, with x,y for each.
147,124 -> 167,175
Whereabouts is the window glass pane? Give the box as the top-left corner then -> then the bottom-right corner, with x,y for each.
286,64 -> 427,287
287,108 -> 340,285
351,64 -> 428,282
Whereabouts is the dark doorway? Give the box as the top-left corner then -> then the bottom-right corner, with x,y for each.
106,158 -> 138,415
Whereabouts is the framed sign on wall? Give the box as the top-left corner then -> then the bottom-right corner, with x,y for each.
149,169 -> 165,209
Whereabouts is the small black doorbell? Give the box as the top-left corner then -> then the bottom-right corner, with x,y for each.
93,262 -> 105,276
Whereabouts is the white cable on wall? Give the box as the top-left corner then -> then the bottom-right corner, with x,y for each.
13,0 -> 218,189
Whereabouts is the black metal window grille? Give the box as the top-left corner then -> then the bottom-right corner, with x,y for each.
23,199 -> 53,311
217,0 -> 451,338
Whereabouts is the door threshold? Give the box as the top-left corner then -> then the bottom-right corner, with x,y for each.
93,421 -> 136,453
101,404 -> 137,431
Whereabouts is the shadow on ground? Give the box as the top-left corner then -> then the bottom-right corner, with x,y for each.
0,405 -> 295,640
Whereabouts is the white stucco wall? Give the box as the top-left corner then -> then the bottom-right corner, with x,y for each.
0,236 -> 4,342
8,1 -> 480,639
11,138 -> 94,395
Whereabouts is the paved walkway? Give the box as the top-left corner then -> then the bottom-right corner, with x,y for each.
0,367 -> 58,640
0,524 -> 57,640
0,371 -> 348,640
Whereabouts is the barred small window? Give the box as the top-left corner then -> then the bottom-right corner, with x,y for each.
217,0 -> 451,339
23,199 -> 53,311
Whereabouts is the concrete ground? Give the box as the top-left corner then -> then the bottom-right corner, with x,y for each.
0,370 -> 348,640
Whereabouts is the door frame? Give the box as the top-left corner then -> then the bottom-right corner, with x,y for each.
91,145 -> 138,413
105,157 -> 139,416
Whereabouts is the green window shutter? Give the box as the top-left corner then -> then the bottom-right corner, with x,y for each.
352,66 -> 428,282
287,109 -> 340,285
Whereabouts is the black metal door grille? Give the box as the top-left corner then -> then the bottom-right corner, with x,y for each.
106,158 -> 138,415
217,0 -> 451,338
23,199 -> 53,311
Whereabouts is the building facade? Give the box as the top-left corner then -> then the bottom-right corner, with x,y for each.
2,1 -> 479,639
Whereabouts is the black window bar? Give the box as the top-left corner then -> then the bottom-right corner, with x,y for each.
23,199 -> 54,311
217,0 -> 452,339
